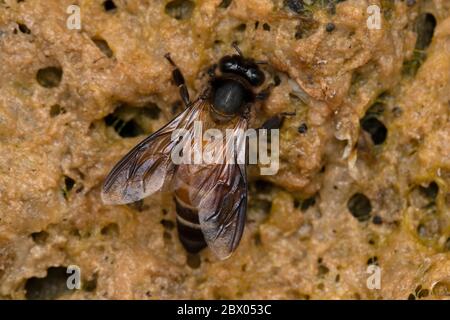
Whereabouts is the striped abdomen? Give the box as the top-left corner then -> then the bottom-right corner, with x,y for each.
174,183 -> 207,253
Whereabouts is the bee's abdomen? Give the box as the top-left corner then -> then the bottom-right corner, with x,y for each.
174,193 -> 207,253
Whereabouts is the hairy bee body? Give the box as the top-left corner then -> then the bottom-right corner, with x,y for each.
174,167 -> 207,253
102,46 -> 272,260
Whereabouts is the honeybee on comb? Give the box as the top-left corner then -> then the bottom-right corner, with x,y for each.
102,45 -> 278,260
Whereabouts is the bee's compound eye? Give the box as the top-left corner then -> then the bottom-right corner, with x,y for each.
219,55 -> 241,74
246,68 -> 265,86
219,55 -> 265,87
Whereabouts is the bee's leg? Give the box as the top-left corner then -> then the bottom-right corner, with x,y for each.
255,84 -> 275,101
164,53 -> 190,108
207,63 -> 217,78
260,111 -> 296,130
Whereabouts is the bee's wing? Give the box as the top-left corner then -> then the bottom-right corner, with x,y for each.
199,162 -> 247,260
101,101 -> 205,205
181,117 -> 248,260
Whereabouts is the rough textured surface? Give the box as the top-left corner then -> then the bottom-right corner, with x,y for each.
0,0 -> 449,299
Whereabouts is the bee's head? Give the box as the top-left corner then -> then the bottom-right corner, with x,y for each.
210,45 -> 267,121
218,53 -> 265,87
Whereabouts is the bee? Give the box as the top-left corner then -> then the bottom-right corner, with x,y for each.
101,45 -> 275,260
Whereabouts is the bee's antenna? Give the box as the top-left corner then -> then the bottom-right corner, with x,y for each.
232,42 -> 243,56
164,53 -> 176,66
